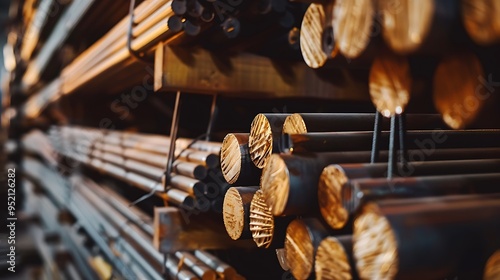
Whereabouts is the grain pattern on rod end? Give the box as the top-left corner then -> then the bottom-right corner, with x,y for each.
315,236 -> 357,280
249,190 -> 275,248
223,187 -> 258,240
300,3 -> 329,68
379,0 -> 434,54
194,250 -> 238,280
221,133 -> 243,184
283,113 -> 308,134
318,165 -> 350,230
353,203 -> 398,280
221,133 -> 261,185
248,114 -> 289,169
260,154 -> 289,216
433,52 -> 484,129
484,250 -> 500,280
369,52 -> 411,117
174,251 -> 217,280
461,0 -> 500,45
285,219 -> 329,280
333,0 -> 375,59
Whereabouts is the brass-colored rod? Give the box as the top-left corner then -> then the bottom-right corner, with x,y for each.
319,159 -> 500,229
353,195 -> 500,280
222,187 -> 258,240
285,218 -> 329,280
221,133 -> 261,185
248,113 -> 290,169
315,235 -> 359,280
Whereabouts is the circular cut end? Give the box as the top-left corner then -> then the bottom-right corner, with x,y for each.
283,113 -> 308,134
353,203 -> 399,280
260,154 -> 289,216
249,190 -> 274,248
379,0 -> 434,54
433,52 -> 484,129
462,0 -> 500,45
318,165 -> 350,229
484,250 -> 500,280
300,4 -> 328,68
285,219 -> 314,280
193,165 -> 208,180
315,237 -> 353,280
333,0 -> 375,59
369,52 -> 411,117
223,188 -> 246,240
221,134 -> 242,184
249,114 -> 273,169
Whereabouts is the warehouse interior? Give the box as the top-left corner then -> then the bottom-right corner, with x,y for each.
1,0 -> 500,279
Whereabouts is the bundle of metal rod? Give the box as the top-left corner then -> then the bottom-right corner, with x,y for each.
433,52 -> 484,129
369,51 -> 411,117
75,176 -> 242,279
58,0 -> 187,95
319,159 -> 500,229
154,207 -> 255,253
378,0 -> 458,54
247,189 -> 292,249
461,0 -> 500,45
248,113 -> 290,169
315,235 -> 359,280
282,113 -> 446,134
353,195 -> 500,280
285,218 -> 330,280
284,129 -> 500,154
220,133 -> 261,185
223,187 -> 258,240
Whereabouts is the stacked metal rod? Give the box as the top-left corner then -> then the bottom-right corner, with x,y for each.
46,125 -> 223,211
23,152 -> 244,279
219,112 -> 500,279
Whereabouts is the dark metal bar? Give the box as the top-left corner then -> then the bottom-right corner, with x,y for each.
387,115 -> 397,179
371,112 -> 382,163
283,113 -> 445,134
285,218 -> 330,280
319,159 -> 500,229
222,187 -> 258,240
194,250 -> 238,280
315,235 -> 360,280
354,195 -> 500,280
346,172 -> 500,214
285,129 -> 500,154
221,133 -> 261,185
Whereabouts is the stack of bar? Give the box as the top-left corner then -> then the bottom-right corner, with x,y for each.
299,0 -> 500,129
220,112 -> 500,279
21,148 -> 245,280
46,125 -> 224,211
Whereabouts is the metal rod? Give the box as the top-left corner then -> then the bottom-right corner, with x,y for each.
194,250 -> 238,280
387,115 -> 397,179
174,251 -> 217,280
315,235 -> 359,280
285,129 -> 500,154
371,112 -> 382,163
223,187 -> 258,240
248,113 -> 290,169
353,194 -> 500,280
285,218 -> 330,280
320,160 -> 500,229
221,133 -> 261,185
